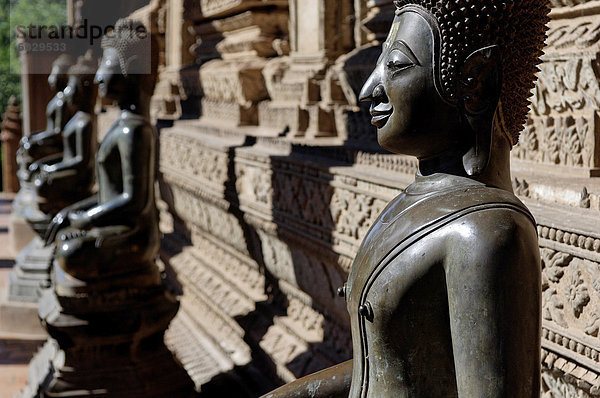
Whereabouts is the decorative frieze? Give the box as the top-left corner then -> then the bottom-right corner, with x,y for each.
514,13 -> 600,177
514,113 -> 600,175
201,59 -> 269,106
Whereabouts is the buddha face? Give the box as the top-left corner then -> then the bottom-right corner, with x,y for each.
359,9 -> 465,159
94,47 -> 126,100
48,64 -> 70,92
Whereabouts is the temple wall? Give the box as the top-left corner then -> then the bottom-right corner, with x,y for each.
76,0 -> 600,395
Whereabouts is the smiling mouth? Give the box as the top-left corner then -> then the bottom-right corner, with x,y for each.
370,107 -> 393,128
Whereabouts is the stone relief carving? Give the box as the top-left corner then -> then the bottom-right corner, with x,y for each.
161,130 -> 229,186
532,59 -> 600,115
541,246 -> 600,371
542,370 -> 594,398
514,115 -> 597,168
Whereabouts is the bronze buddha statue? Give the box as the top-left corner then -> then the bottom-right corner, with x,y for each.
29,51 -> 98,218
28,19 -> 193,396
8,53 -> 98,302
17,54 -> 76,184
44,23 -> 160,276
263,1 -> 548,397
12,54 -> 76,231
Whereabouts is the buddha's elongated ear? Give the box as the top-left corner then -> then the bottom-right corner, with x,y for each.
458,45 -> 502,176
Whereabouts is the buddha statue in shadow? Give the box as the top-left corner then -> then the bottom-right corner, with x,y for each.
17,54 -> 76,184
29,19 -> 193,397
12,54 -> 75,230
8,53 -> 98,302
28,51 -> 98,222
262,1 -> 548,397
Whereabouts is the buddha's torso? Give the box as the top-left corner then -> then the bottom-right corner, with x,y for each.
345,174 -> 535,398
46,92 -> 71,134
95,111 -> 156,227
61,111 -> 93,161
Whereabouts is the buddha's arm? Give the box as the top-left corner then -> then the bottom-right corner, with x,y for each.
28,99 -> 65,145
445,211 -> 541,397
260,360 -> 352,398
28,153 -> 63,176
70,126 -> 151,229
45,195 -> 99,244
27,122 -> 62,145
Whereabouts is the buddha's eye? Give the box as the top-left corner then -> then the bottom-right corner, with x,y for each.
387,49 -> 415,73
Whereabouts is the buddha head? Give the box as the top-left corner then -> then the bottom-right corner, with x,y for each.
64,51 -> 98,112
359,0 -> 548,176
95,19 -> 158,106
48,54 -> 75,92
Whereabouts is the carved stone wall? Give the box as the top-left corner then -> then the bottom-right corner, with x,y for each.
133,0 -> 600,395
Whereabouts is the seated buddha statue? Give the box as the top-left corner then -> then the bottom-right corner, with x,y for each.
31,20 -> 192,396
30,51 -> 98,217
17,54 -> 76,184
8,53 -> 99,302
44,20 -> 159,281
262,1 -> 548,397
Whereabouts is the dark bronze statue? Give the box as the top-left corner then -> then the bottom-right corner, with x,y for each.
25,19 -> 193,397
12,54 -> 75,231
9,53 -> 99,302
263,1 -> 548,397
43,37 -> 159,279
29,51 -> 98,216
17,54 -> 76,184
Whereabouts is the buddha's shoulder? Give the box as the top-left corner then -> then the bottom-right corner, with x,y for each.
372,184 -> 534,240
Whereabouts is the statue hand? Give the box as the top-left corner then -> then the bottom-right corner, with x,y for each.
68,211 -> 91,230
45,211 -> 71,246
28,162 -> 39,173
34,170 -> 50,186
20,136 -> 31,151
25,162 -> 41,183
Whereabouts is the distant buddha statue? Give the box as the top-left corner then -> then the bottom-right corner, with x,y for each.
44,22 -> 160,277
8,53 -> 98,302
29,19 -> 193,396
17,54 -> 75,184
263,1 -> 548,397
29,51 -> 98,217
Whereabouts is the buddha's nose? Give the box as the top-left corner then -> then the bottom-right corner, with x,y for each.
359,68 -> 386,103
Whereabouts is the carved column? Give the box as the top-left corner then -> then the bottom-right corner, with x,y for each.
183,0 -> 288,126
260,0 -> 355,138
1,97 -> 23,193
151,0 -> 196,120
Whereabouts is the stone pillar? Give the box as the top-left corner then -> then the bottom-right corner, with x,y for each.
185,0 -> 289,127
260,0 -> 355,139
1,97 -> 23,193
151,0 -> 196,120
